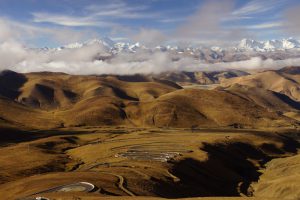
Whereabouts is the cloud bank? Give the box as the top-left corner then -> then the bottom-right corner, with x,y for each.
0,39 -> 299,75
0,1 -> 300,75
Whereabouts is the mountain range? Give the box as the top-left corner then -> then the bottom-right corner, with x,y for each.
237,38 -> 300,52
57,37 -> 300,53
35,38 -> 300,64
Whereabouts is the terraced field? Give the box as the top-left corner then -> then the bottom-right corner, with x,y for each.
0,127 -> 299,200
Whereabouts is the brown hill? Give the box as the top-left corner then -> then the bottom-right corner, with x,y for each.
221,67 -> 300,101
277,66 -> 300,75
155,70 -> 249,85
11,72 -> 179,109
0,70 -> 27,99
125,88 -> 295,128
221,84 -> 300,112
0,72 -> 180,128
0,96 -> 60,128
253,153 -> 300,199
0,71 -> 298,129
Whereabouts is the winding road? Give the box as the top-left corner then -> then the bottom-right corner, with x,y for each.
97,171 -> 135,196
19,182 -> 95,200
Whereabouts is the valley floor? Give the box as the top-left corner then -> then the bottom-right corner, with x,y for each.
0,126 -> 299,200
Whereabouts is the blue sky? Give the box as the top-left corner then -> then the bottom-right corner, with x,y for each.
0,0 -> 299,47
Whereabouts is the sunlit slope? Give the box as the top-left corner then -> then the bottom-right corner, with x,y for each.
222,84 -> 300,112
253,153 -> 300,200
0,96 -> 60,128
125,88 -> 295,128
0,127 -> 297,199
222,67 -> 300,102
0,70 -> 299,128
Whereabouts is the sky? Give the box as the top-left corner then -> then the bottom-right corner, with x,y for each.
0,0 -> 300,47
1,0 -> 300,74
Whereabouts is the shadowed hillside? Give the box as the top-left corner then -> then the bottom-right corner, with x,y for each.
125,88 -> 296,128
0,71 -> 299,129
0,70 -> 27,99
0,69 -> 300,200
221,84 -> 300,112
155,70 -> 249,85
221,66 -> 300,102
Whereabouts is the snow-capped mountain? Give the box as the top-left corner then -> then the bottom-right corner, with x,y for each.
34,37 -> 300,63
238,39 -> 264,51
63,37 -> 115,50
238,38 -> 300,52
54,37 -> 300,54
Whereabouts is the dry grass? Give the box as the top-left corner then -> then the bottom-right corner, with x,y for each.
253,153 -> 300,199
0,70 -> 299,199
0,71 -> 298,129
0,127 -> 298,199
221,70 -> 300,102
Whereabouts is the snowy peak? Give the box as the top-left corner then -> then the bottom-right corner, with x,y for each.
43,37 -> 300,55
90,37 -> 115,48
238,38 -> 300,51
281,38 -> 300,49
263,40 -> 282,50
238,39 -> 263,50
62,37 -> 115,49
63,42 -> 84,49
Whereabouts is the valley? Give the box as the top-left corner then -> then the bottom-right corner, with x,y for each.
1,0 -> 300,199
0,67 -> 300,199
0,126 -> 299,200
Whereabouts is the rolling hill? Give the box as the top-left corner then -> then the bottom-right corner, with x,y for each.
221,84 -> 300,113
154,70 -> 249,85
0,70 -> 298,129
221,66 -> 300,102
0,69 -> 300,200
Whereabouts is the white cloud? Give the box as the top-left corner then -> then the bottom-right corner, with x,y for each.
1,39 -> 300,75
110,37 -> 128,42
1,0 -> 300,75
1,16 -> 297,75
207,57 -> 300,70
0,18 -> 100,45
32,12 -> 115,27
232,0 -> 285,16
246,22 -> 283,30
283,4 -> 300,37
131,28 -> 166,47
158,18 -> 184,23
0,20 -> 16,42
86,1 -> 156,19
32,0 -> 160,28
0,40 -> 28,69
173,0 -> 250,45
